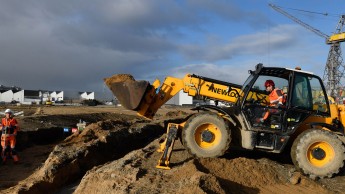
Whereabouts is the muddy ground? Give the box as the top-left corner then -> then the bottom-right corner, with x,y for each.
0,105 -> 344,194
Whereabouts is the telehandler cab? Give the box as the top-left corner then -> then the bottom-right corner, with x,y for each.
105,64 -> 345,179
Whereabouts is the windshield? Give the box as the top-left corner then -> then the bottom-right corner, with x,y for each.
240,74 -> 255,103
241,74 -> 254,94
244,74 -> 288,106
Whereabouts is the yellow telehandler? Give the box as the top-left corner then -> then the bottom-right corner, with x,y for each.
105,63 -> 345,179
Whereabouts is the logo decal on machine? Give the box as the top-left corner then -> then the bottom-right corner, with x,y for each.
207,83 -> 239,97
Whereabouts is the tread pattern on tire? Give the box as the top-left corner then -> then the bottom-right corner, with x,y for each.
291,129 -> 345,178
182,112 -> 231,158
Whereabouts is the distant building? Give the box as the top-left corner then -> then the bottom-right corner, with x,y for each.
0,84 -> 94,104
0,90 -> 13,102
63,91 -> 95,102
37,91 -> 63,102
166,90 -> 193,106
13,90 -> 24,102
0,86 -> 22,103
80,92 -> 95,100
53,91 -> 64,102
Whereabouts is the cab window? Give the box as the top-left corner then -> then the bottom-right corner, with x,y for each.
291,74 -> 329,114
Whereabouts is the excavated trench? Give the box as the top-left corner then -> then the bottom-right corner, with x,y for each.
17,127 -> 64,148
0,127 -> 64,190
0,112 -> 171,194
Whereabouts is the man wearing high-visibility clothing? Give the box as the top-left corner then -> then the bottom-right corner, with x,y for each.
1,109 -> 19,163
257,80 -> 286,123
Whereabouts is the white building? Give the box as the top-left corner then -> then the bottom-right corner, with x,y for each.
13,90 -> 24,102
63,91 -> 95,102
0,90 -> 13,102
0,84 -> 96,104
0,86 -> 21,103
166,90 -> 193,106
80,92 -> 95,100
55,91 -> 64,101
38,91 -> 64,102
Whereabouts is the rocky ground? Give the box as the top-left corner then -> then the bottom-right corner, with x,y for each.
0,105 -> 344,194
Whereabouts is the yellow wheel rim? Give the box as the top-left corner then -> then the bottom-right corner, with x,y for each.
194,123 -> 221,149
307,141 -> 335,167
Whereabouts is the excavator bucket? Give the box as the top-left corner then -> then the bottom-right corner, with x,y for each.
104,74 -> 150,110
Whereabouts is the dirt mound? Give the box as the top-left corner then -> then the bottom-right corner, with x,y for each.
74,139 -> 332,194
104,74 -> 135,88
198,157 -> 284,187
2,114 -> 163,194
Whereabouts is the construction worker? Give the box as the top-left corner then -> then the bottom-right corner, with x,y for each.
1,109 -> 19,163
257,80 -> 286,123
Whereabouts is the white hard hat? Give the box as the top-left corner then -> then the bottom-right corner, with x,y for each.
5,109 -> 12,114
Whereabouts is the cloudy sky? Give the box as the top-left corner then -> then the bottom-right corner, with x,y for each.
0,0 -> 344,98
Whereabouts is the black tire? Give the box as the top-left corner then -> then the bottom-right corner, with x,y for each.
182,112 -> 231,158
291,129 -> 345,178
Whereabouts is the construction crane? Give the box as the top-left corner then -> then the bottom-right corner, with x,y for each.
269,4 -> 345,101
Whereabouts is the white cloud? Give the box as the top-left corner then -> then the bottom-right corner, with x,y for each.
169,63 -> 255,85
179,24 -> 302,62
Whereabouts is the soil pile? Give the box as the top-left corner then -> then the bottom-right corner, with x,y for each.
74,139 -> 332,194
104,74 -> 135,88
2,114 -> 163,194
103,74 -> 149,110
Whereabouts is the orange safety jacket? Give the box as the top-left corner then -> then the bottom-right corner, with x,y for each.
263,88 -> 286,120
1,118 -> 19,135
268,88 -> 285,105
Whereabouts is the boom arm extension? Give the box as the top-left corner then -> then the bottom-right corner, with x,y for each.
134,74 -> 242,119
105,73 -> 242,119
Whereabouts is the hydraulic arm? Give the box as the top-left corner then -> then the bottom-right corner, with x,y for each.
105,73 -> 242,119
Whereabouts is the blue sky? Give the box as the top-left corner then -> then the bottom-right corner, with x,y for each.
0,0 -> 344,98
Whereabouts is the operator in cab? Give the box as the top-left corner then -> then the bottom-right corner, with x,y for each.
257,80 -> 286,123
1,109 -> 19,163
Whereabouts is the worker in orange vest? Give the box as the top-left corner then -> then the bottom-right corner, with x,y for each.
1,109 -> 19,163
257,80 -> 286,123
